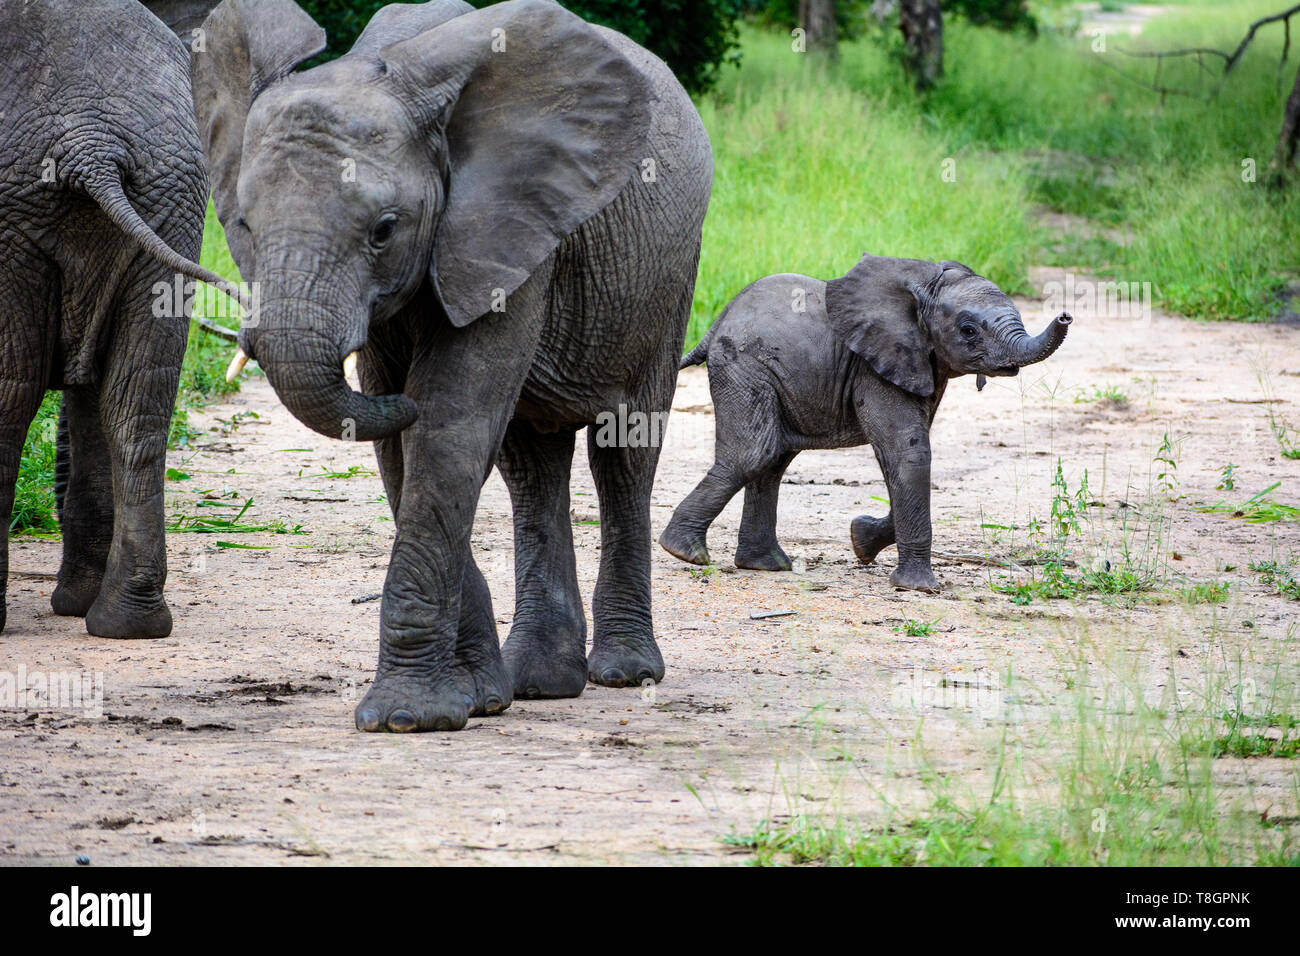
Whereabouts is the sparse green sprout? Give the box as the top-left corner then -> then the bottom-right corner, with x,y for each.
1180,581 -> 1230,604
1216,463 -> 1237,492
1199,483 -> 1300,523
895,618 -> 938,637
1249,560 -> 1300,599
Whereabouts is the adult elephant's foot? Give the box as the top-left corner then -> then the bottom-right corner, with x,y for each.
850,515 -> 895,564
734,542 -> 792,572
455,647 -> 513,718
51,567 -> 103,618
84,593 -> 172,639
890,560 -> 940,593
588,635 -> 664,688
658,522 -> 711,566
501,631 -> 588,700
355,673 -> 469,733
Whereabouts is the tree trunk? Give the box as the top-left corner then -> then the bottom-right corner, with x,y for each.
899,0 -> 943,91
800,0 -> 838,59
1268,61 -> 1300,186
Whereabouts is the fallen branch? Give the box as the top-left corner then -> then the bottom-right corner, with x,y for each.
192,316 -> 240,342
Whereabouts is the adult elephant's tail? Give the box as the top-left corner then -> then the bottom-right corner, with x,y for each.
81,169 -> 250,313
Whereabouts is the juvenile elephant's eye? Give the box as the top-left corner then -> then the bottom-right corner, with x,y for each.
960,323 -> 979,340
369,214 -> 398,249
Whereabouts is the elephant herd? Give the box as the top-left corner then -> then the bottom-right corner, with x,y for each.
0,0 -> 1068,733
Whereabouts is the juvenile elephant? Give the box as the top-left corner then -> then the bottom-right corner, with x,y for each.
0,0 -> 238,638
195,0 -> 712,731
660,256 -> 1071,591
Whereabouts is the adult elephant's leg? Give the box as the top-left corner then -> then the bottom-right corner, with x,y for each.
355,297 -> 544,733
587,417 -> 669,688
735,451 -> 798,571
359,337 -> 511,718
51,388 -> 114,617
85,289 -> 187,638
454,552 -> 512,717
0,368 -> 47,636
498,420 -> 588,699
851,446 -> 897,564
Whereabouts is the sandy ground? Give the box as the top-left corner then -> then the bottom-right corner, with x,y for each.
2,269 -> 1299,865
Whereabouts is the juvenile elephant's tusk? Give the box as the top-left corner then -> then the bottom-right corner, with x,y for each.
344,352 -> 359,380
225,348 -> 249,383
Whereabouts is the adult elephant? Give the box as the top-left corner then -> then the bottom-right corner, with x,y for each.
0,0 -> 237,638
196,0 -> 713,731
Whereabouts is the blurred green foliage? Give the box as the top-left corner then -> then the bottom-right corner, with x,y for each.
299,0 -> 745,94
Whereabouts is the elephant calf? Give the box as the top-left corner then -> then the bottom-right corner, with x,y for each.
660,255 -> 1071,592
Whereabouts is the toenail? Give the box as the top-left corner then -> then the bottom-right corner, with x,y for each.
387,709 -> 417,732
356,708 -> 380,731
601,668 -> 627,686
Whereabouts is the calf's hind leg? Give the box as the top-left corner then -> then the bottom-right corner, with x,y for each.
735,451 -> 797,571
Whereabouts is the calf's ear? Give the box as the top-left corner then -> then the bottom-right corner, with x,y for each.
824,255 -> 943,397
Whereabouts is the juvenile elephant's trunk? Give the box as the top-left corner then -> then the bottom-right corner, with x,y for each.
248,302 -> 417,442
1004,312 -> 1073,367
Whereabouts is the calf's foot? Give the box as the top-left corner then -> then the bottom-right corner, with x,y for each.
850,514 -> 895,564
890,558 -> 940,593
734,542 -> 792,572
659,522 -> 711,566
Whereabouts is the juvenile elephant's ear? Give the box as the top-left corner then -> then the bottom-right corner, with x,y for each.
139,1 -> 225,42
824,255 -> 944,397
190,0 -> 326,280
348,0 -> 473,54
381,0 -> 652,327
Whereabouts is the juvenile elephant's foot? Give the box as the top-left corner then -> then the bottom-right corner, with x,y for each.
890,560 -> 940,593
588,636 -> 664,688
734,542 -> 792,572
51,568 -> 103,618
658,523 -> 711,566
84,593 -> 172,639
850,515 -> 896,565
501,632 -> 588,700
355,673 -> 469,733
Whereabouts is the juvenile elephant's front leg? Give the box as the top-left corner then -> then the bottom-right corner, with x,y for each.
859,403 -> 939,593
354,312 -> 537,733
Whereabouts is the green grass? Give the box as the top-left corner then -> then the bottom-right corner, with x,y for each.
688,3 -> 1300,345
12,202 -> 243,535
731,625 -> 1300,866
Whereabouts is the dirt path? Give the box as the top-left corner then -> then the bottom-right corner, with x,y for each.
2,275 -> 1299,864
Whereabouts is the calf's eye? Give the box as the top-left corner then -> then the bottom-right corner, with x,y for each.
370,214 -> 398,248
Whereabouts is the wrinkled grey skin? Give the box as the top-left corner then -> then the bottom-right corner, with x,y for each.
0,0 -> 234,638
193,0 -> 712,731
661,256 -> 1071,592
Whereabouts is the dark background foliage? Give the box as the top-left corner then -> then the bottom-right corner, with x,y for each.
299,0 -> 745,94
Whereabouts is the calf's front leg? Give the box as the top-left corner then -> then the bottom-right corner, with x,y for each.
856,397 -> 939,593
